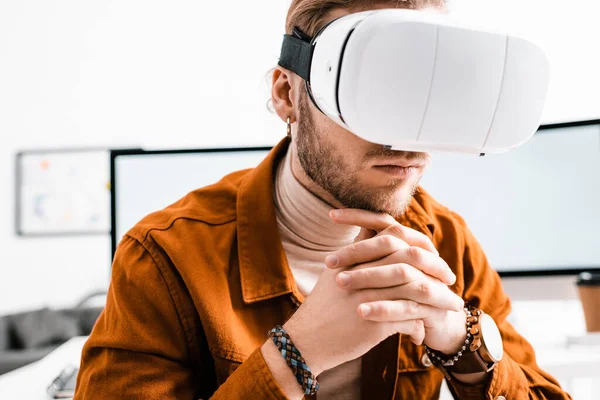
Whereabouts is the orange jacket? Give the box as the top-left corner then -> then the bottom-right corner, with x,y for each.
74,138 -> 570,399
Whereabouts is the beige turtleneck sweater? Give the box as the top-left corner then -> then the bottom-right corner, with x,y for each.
273,149 -> 362,399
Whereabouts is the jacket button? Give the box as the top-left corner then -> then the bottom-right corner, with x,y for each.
421,353 -> 433,368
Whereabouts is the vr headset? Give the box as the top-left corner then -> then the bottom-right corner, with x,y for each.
279,9 -> 550,155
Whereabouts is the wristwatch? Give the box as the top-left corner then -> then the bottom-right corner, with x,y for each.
428,305 -> 504,378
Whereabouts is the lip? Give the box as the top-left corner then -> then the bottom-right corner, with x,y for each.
372,164 -> 421,179
372,160 -> 425,169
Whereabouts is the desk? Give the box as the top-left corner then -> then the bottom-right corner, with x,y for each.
536,345 -> 600,399
0,337 -> 87,400
438,344 -> 600,400
0,337 -> 598,399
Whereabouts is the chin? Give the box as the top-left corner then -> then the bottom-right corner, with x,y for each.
360,184 -> 416,217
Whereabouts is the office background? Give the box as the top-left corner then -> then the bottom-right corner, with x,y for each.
1,0 -> 600,316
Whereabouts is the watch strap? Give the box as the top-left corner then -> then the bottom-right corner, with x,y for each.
448,348 -> 496,374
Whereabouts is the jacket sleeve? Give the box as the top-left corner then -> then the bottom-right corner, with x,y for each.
74,235 -> 290,400
446,215 -> 572,400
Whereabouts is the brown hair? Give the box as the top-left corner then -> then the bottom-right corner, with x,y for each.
286,0 -> 447,38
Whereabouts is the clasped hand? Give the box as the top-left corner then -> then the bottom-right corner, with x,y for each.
327,209 -> 467,355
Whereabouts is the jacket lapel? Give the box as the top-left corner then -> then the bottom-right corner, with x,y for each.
236,137 -> 304,305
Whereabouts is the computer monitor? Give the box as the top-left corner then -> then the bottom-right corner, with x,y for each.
110,120 -> 600,277
419,119 -> 600,276
110,147 -> 271,257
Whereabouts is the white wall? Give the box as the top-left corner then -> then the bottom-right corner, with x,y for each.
450,0 -> 600,123
0,0 -> 287,314
1,0 -> 599,315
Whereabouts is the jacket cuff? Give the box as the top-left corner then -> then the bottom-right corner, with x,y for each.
211,347 -> 289,399
448,355 -> 527,400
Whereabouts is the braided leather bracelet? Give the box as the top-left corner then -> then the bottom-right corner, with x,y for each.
268,326 -> 320,395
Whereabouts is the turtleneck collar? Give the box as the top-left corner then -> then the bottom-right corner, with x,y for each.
274,147 -> 361,252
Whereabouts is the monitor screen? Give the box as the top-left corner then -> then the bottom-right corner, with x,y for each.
111,148 -> 271,256
111,121 -> 600,276
419,120 -> 600,275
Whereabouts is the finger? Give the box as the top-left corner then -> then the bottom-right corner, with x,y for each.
389,319 -> 425,346
358,300 -> 446,323
325,235 -> 409,269
330,209 -> 438,255
371,278 -> 464,312
351,245 -> 455,286
377,224 -> 438,256
401,246 -> 454,285
330,209 -> 397,232
336,263 -> 425,290
354,227 -> 376,243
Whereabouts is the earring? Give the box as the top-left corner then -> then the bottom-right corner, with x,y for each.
286,117 -> 292,138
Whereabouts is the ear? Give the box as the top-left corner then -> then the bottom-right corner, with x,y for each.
271,67 -> 300,123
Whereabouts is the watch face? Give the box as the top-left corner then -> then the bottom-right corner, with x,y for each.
481,314 -> 503,362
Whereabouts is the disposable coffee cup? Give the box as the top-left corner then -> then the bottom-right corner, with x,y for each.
577,272 -> 600,332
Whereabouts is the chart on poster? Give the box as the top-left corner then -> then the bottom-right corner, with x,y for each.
16,149 -> 111,236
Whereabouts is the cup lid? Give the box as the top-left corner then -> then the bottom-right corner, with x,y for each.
577,271 -> 600,286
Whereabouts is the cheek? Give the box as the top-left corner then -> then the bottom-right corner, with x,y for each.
310,110 -> 376,169
326,126 -> 373,163
314,116 -> 353,149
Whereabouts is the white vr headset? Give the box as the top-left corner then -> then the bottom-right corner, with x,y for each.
279,9 -> 550,155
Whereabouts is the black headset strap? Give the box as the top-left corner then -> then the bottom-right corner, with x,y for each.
278,21 -> 340,116
278,27 -> 314,82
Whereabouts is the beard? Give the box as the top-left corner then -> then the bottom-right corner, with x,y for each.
295,91 -> 427,219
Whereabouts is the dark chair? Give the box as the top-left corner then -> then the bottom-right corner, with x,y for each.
0,292 -> 105,375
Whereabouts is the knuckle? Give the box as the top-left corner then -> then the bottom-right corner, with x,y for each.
417,281 -> 431,296
376,303 -> 390,318
393,264 -> 406,281
413,319 -> 424,334
388,224 -> 406,240
361,268 -> 376,282
379,234 -> 396,250
407,300 -> 420,314
347,243 -> 359,263
407,246 -> 423,262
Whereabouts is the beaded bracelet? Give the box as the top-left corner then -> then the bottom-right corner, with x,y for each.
425,305 -> 474,368
268,326 -> 320,395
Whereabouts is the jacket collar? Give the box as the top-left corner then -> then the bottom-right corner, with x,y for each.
399,189 -> 436,240
236,137 -> 436,304
237,138 -> 299,304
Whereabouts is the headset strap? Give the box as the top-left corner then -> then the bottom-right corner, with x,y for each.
278,27 -> 314,82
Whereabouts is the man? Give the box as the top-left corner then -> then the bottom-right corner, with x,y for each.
75,0 -> 571,399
